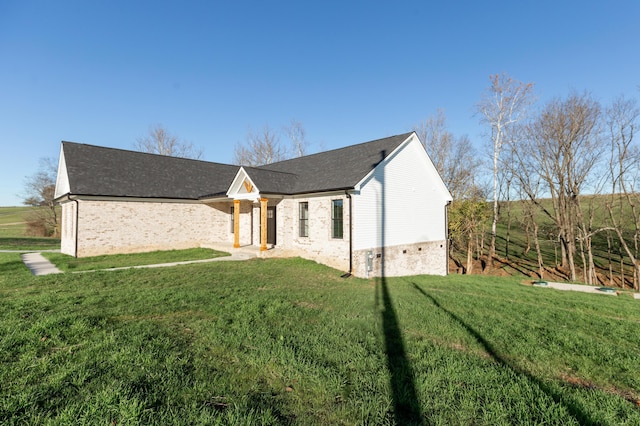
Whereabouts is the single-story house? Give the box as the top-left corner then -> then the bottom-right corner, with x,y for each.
54,131 -> 453,277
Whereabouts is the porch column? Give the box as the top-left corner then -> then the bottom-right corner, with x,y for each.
260,197 -> 268,251
233,199 -> 240,248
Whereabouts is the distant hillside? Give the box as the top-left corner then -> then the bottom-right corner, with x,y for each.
0,206 -> 30,238
0,206 -> 61,250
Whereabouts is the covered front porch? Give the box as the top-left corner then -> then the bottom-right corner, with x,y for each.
219,166 -> 283,253
201,241 -> 283,259
231,197 -> 275,252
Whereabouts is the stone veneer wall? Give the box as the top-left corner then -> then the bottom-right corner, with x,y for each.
352,240 -> 447,278
68,199 -> 231,257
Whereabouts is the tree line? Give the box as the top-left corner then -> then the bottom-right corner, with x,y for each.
435,73 -> 640,290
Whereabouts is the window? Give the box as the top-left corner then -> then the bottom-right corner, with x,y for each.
299,202 -> 309,237
331,199 -> 343,239
230,206 -> 234,233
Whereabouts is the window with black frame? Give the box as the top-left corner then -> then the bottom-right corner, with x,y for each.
299,202 -> 309,237
331,199 -> 343,239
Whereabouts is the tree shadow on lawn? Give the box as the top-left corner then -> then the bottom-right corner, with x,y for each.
377,276 -> 424,425
410,282 -> 597,425
372,148 -> 424,424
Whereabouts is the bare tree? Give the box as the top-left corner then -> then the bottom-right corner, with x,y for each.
233,125 -> 290,166
576,192 -> 609,285
523,198 -> 545,279
515,92 -> 603,282
135,124 -> 203,159
414,110 -> 482,199
605,95 -> 640,289
22,157 -> 59,237
234,121 -> 312,166
477,73 -> 535,266
285,119 -> 309,157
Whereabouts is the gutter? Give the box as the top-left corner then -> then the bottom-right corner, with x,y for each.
445,199 -> 452,275
341,190 -> 353,278
73,197 -> 79,258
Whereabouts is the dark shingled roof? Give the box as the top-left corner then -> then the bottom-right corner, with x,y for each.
241,166 -> 299,194
253,132 -> 412,194
58,132 -> 413,199
60,142 -> 239,199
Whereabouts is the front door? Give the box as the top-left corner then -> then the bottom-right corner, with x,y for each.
267,206 -> 276,245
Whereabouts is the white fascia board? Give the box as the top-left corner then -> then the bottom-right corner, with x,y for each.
353,132 -> 453,202
54,144 -> 70,199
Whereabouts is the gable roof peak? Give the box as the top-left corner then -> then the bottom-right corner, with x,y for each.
249,132 -> 415,194
260,131 -> 415,169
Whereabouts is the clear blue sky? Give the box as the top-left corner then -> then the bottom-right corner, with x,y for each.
1,1 -> 638,206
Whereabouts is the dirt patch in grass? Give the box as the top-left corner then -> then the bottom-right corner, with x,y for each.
561,373 -> 640,406
293,301 -> 320,310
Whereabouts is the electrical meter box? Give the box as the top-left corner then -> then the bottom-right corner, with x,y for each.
366,250 -> 373,272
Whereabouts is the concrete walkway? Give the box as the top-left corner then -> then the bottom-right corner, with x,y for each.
21,252 -> 63,276
533,280 -> 618,296
72,251 -> 256,274
19,250 -> 257,276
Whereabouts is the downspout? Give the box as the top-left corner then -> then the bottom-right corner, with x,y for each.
74,198 -> 79,258
445,200 -> 451,275
341,191 -> 353,278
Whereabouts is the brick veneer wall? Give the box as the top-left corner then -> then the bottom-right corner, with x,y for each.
61,197 -> 447,277
60,201 -> 77,256
66,199 -> 230,257
274,195 -> 350,272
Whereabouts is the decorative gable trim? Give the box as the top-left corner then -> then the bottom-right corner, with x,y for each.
54,144 -> 70,199
226,167 -> 260,200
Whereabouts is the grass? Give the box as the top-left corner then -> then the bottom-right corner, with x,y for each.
0,237 -> 61,250
42,248 -> 230,271
1,254 -> 639,425
0,206 -> 30,224
0,206 -> 60,249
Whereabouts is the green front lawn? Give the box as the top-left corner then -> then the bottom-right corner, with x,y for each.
1,255 -> 639,425
42,248 -> 229,271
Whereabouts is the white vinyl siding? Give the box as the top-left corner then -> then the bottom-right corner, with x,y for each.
352,136 -> 451,251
